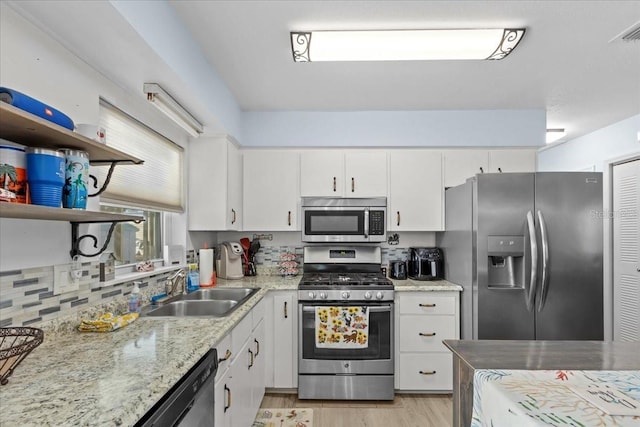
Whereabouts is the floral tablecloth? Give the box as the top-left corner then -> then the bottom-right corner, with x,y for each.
472,369 -> 640,427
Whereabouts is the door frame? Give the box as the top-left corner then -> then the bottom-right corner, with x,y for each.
603,152 -> 640,341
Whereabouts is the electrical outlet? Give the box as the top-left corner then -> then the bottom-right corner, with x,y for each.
53,264 -> 80,295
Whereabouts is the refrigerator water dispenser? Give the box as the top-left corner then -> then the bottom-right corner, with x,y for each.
487,236 -> 524,289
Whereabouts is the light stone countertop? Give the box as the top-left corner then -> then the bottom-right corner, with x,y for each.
0,274 -> 459,426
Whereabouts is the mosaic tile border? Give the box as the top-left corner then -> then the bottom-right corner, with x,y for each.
0,262 -> 176,328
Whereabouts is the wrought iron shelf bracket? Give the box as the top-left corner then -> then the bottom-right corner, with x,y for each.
70,218 -> 144,258
88,160 -> 128,197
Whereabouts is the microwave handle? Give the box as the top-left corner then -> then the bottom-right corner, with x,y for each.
363,209 -> 369,238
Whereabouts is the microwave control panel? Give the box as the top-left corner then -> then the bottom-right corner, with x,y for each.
369,210 -> 385,235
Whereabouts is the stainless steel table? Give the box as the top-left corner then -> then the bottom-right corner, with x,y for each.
442,340 -> 640,427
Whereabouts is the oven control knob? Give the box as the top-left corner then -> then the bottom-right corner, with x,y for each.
376,291 -> 384,300
364,291 -> 373,300
308,291 -> 316,299
319,292 -> 328,300
341,291 -> 350,299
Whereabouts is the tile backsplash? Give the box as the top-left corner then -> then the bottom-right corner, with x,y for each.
0,246 -> 414,327
0,262 -> 174,327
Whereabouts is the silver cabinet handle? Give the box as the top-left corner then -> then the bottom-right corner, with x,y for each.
254,338 -> 260,356
536,210 -> 550,312
287,211 -> 291,226
248,348 -> 254,368
284,301 -> 288,319
231,208 -> 237,224
419,332 -> 436,337
397,211 -> 400,226
419,370 -> 436,375
524,211 -> 538,312
333,177 -> 337,192
351,177 -> 355,192
419,303 -> 436,308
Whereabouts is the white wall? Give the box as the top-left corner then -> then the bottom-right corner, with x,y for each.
242,109 -> 546,147
0,3 -> 189,270
537,114 -> 640,172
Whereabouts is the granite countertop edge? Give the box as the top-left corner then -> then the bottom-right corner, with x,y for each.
0,275 -> 459,426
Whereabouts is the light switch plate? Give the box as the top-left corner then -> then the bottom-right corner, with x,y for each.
53,264 -> 80,295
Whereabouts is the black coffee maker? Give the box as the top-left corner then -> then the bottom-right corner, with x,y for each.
408,247 -> 443,281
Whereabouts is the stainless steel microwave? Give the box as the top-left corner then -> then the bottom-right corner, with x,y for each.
301,197 -> 387,243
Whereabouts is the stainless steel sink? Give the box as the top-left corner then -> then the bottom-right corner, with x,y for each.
142,287 -> 259,318
144,300 -> 238,317
181,288 -> 258,301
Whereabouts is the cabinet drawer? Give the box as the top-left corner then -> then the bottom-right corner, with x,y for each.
397,353 -> 453,391
215,332 -> 232,382
252,298 -> 265,328
398,294 -> 456,315
232,313 -> 252,357
399,314 -> 456,352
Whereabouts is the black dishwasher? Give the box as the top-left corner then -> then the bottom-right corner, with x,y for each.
137,349 -> 218,427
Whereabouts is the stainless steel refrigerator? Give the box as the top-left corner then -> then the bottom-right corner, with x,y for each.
437,172 -> 603,340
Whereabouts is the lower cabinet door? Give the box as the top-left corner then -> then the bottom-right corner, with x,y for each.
398,353 -> 453,391
214,367 -> 232,427
230,338 -> 253,427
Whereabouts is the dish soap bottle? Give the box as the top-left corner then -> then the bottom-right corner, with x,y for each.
129,282 -> 142,313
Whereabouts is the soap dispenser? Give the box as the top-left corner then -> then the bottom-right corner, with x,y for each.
129,282 -> 142,313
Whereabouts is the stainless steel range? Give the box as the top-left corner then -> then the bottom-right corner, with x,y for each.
298,246 -> 395,400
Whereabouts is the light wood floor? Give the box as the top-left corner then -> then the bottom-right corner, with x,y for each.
260,393 -> 453,427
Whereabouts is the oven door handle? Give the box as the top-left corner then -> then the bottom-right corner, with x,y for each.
302,305 -> 392,313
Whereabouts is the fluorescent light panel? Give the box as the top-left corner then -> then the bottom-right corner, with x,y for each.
143,83 -> 203,137
291,29 -> 526,62
546,128 -> 566,144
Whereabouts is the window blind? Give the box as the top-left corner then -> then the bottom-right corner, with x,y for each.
96,99 -> 184,212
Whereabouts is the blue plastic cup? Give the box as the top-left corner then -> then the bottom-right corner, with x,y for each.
26,148 -> 65,207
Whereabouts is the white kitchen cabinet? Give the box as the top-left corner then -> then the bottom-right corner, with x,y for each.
300,150 -> 344,196
442,150 -> 489,188
250,318 -> 266,410
345,151 -> 388,197
266,291 -> 298,389
214,362 -> 232,427
214,300 -> 265,427
488,149 -> 537,173
388,150 -> 443,231
188,136 -> 242,230
243,150 -> 300,231
395,292 -> 460,392
300,150 -> 387,197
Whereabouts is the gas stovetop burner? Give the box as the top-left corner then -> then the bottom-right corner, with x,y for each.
299,272 -> 392,287
298,246 -> 394,301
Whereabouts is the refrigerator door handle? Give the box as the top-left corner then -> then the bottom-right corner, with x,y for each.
524,211 -> 538,312
536,210 -> 550,312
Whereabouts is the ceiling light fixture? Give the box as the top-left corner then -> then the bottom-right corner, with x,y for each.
143,83 -> 203,137
290,28 -> 526,62
546,128 -> 567,144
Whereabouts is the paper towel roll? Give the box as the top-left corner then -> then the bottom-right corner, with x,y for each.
199,248 -> 214,286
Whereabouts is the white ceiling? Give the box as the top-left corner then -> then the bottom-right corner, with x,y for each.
6,1 -> 640,144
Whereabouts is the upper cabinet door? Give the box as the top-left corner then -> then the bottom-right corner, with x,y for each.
488,149 -> 537,173
442,150 -> 489,188
243,150 -> 300,231
345,150 -> 388,197
389,150 -> 443,231
227,142 -> 243,230
300,150 -> 344,196
188,137 -> 242,231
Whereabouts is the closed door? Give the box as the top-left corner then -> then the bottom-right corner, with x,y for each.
613,159 -> 640,341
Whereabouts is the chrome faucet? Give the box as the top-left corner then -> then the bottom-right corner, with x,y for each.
164,268 -> 187,297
